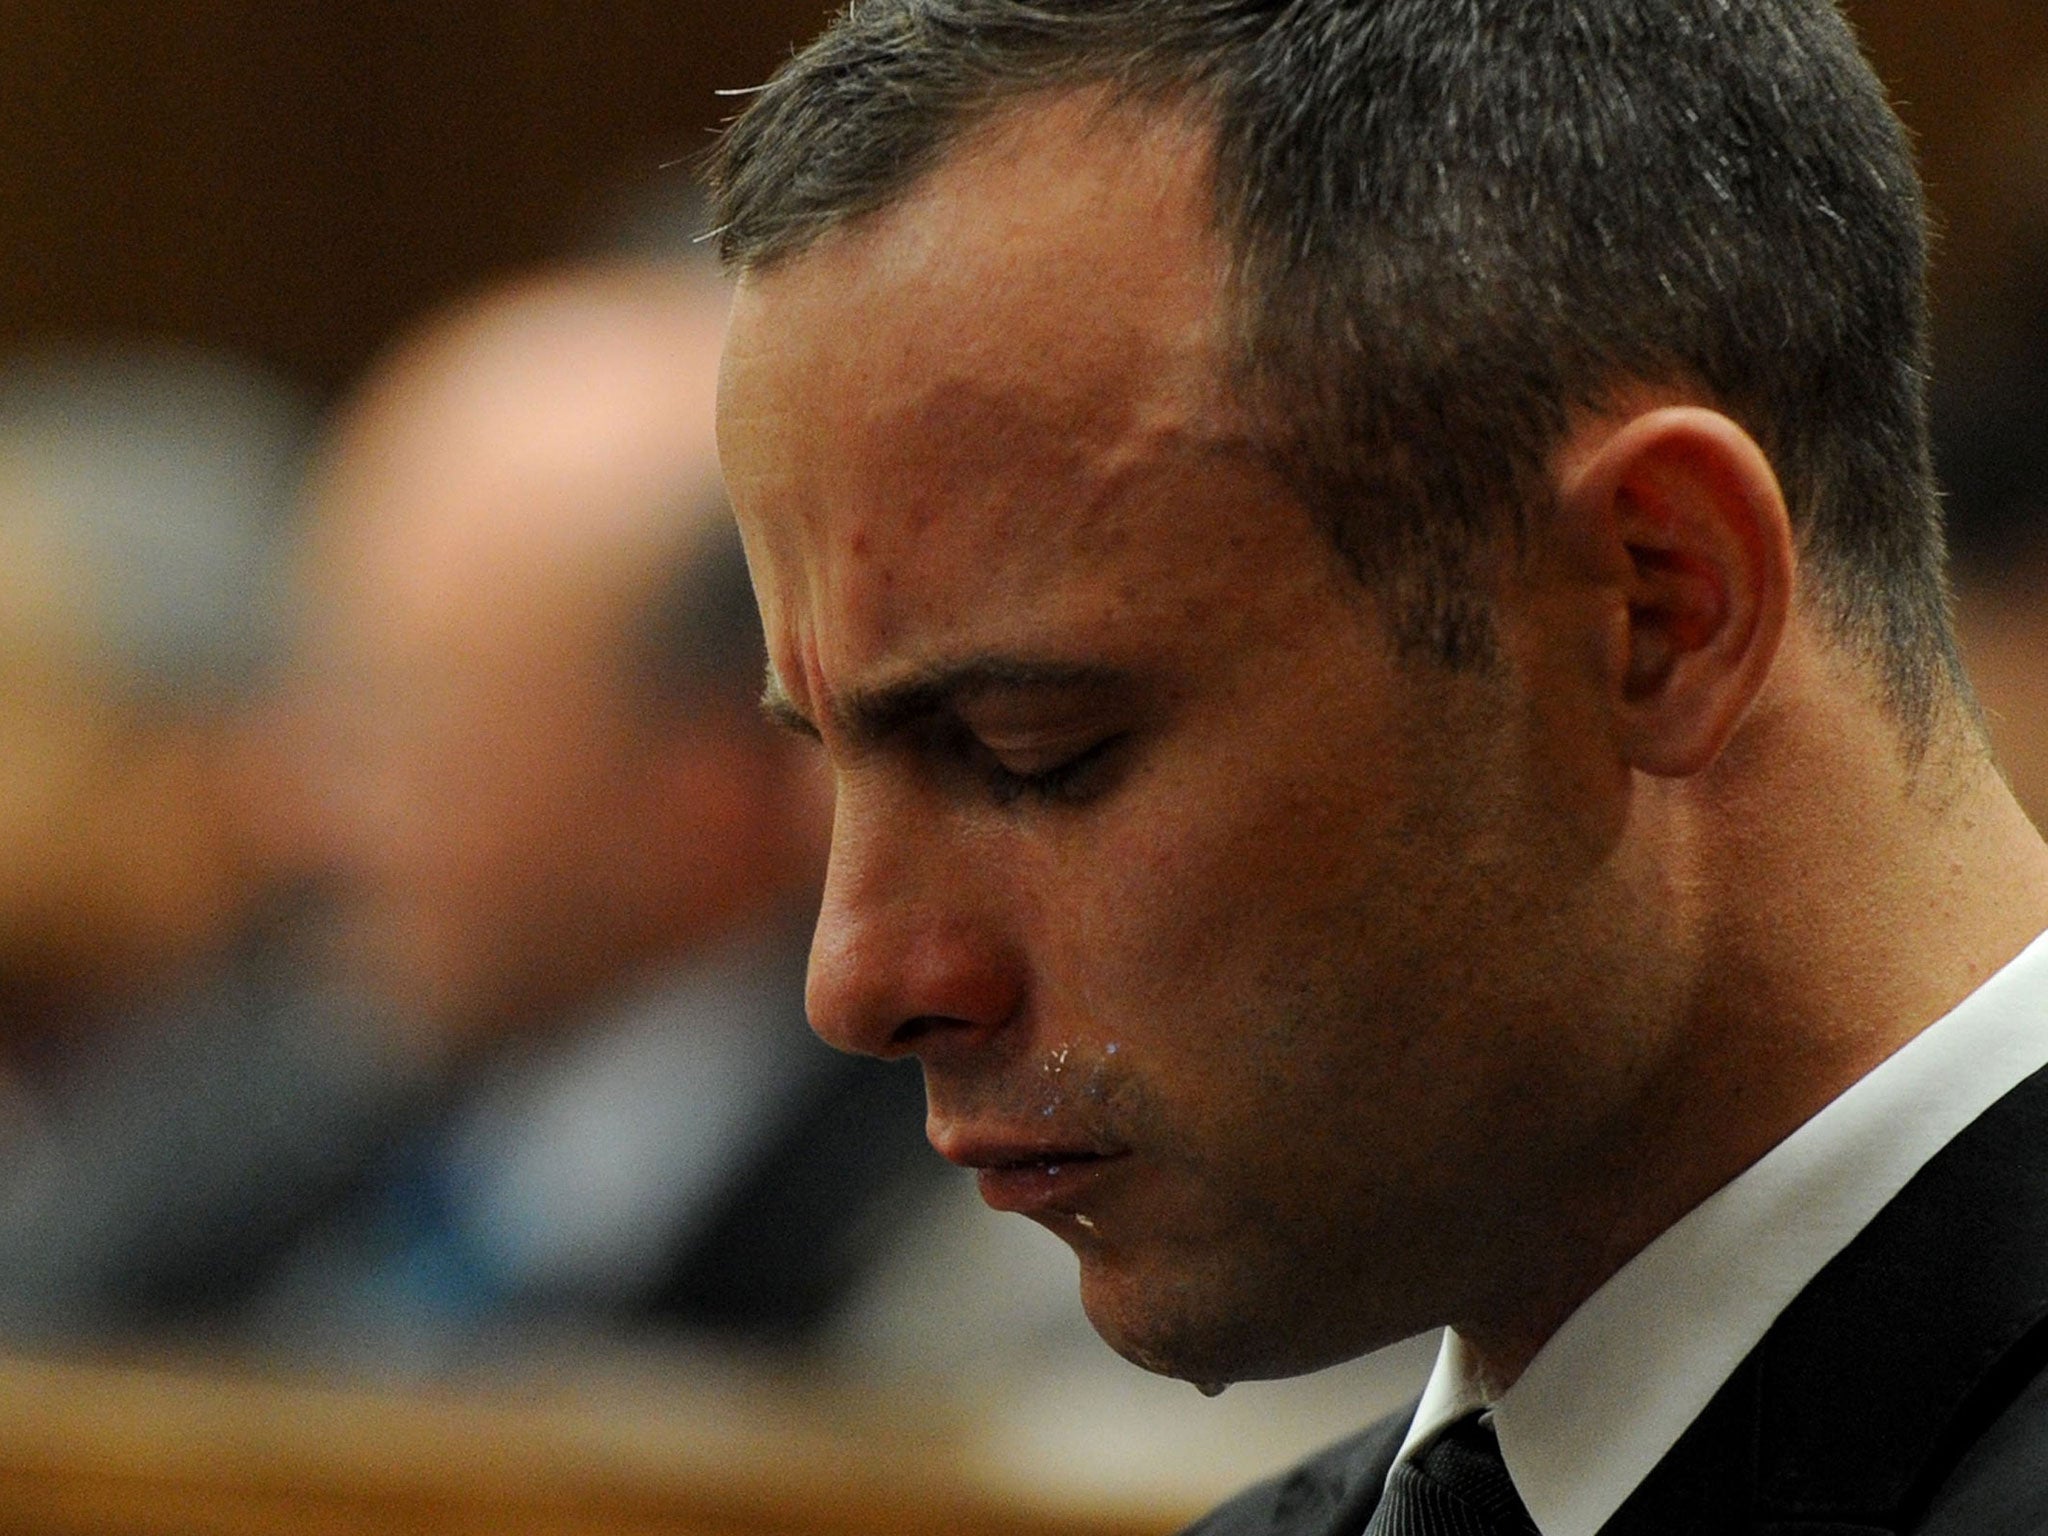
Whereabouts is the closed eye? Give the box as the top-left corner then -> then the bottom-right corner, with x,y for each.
982,733 -> 1126,807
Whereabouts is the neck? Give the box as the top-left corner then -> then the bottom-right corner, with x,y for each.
1464,640 -> 2048,1390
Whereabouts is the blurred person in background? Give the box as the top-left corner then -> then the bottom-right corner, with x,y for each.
0,345 -> 309,1049
0,343 -> 411,1336
258,255 -> 936,1369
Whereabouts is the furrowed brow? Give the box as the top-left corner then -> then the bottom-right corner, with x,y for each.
840,657 -> 1128,744
760,655 -> 1131,749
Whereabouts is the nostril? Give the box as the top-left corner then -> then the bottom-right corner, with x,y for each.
892,1015 -> 953,1048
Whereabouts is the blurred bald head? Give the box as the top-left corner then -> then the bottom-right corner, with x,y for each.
300,263 -> 825,1041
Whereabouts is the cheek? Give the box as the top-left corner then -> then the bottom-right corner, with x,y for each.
1062,752 -> 1404,1009
1015,798 -> 1342,1139
1022,721 -> 1504,1203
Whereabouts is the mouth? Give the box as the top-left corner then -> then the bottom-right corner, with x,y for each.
933,1129 -> 1129,1218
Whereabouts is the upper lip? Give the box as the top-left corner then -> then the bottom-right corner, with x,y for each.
930,1124 -> 1126,1171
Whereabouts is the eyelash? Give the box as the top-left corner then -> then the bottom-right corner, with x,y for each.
982,735 -> 1124,807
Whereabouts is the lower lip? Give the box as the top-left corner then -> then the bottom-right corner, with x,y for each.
975,1154 -> 1124,1216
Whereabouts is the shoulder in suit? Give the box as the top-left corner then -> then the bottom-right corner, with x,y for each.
1179,1411 -> 1405,1536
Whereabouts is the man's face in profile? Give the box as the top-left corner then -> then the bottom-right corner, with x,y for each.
718,95 -> 1669,1386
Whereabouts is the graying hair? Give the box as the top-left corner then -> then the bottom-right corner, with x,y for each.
0,343 -> 313,703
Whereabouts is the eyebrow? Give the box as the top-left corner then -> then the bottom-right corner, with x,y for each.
761,670 -> 821,739
760,655 -> 1130,747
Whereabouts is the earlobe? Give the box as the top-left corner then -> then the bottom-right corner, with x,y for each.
1555,407 -> 1795,778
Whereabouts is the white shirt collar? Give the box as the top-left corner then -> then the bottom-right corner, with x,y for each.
1393,922 -> 2048,1536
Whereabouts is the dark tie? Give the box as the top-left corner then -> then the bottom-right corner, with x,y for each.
1363,1412 -> 1539,1536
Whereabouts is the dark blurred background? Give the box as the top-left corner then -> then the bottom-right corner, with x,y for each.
0,0 -> 836,398
0,2 -> 2035,400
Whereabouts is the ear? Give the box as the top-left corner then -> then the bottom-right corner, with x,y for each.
1552,406 -> 1795,778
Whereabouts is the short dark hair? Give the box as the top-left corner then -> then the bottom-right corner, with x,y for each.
712,0 -> 1959,742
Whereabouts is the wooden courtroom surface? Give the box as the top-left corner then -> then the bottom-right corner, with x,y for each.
0,1350 -> 1181,1536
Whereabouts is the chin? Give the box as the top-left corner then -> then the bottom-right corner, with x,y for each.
1076,1251 -> 1371,1390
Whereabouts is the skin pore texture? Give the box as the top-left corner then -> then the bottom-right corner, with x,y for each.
716,93 -> 2048,1395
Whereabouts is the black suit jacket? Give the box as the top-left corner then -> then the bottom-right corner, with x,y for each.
1185,1060 -> 2048,1535
650,1047 -> 942,1339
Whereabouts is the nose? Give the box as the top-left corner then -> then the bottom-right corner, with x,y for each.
805,784 -> 1025,1062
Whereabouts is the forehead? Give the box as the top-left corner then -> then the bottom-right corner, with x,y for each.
718,94 -> 1264,685
727,92 -> 1228,394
